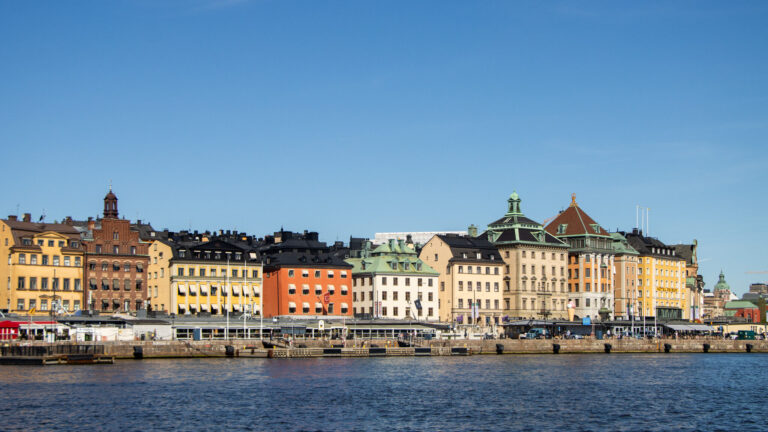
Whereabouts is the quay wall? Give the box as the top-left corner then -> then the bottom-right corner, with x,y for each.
4,339 -> 767,359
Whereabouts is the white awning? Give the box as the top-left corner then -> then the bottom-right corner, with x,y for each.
233,304 -> 242,311
328,284 -> 335,292
200,285 -> 208,295
178,286 -> 186,294
302,284 -> 310,291
341,285 -> 349,291
341,303 -> 349,308
200,304 -> 209,311
189,286 -> 197,295
211,304 -> 219,310
315,284 -> 322,292
232,286 -> 241,295
289,283 -> 296,291
288,302 -> 296,308
189,304 -> 197,311
302,302 -> 310,308
222,286 -> 229,294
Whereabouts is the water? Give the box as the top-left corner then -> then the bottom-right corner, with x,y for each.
0,354 -> 764,431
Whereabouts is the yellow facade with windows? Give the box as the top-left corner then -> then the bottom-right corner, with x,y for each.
636,256 -> 687,318
1,217 -> 84,315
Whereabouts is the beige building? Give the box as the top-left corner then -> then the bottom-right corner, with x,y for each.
1,214 -> 85,315
482,192 -> 569,320
420,233 -> 505,328
610,233 -> 639,319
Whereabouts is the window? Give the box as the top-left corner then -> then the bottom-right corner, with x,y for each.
178,268 -> 184,276
28,299 -> 36,310
48,240 -> 54,247
315,270 -> 321,278
53,256 -> 60,266
17,277 -> 25,290
393,278 -> 398,286
315,284 -> 322,295
288,269 -> 295,277
113,246 -> 120,254
586,298 -> 591,307
459,299 -> 464,308
63,278 -> 70,291
327,270 -> 334,278
288,284 -> 296,295
458,281 -> 463,291
253,270 -> 259,278
428,292 -> 433,301
494,282 -> 499,292
382,277 -> 387,286
19,254 -> 26,264
17,299 -> 24,310
468,281 -> 473,291
131,246 -> 136,255
302,285 -> 310,295
52,278 -> 59,291
112,279 -> 119,290
382,291 -> 387,300
486,282 -> 490,292
382,306 -> 388,316
405,291 -> 411,301
341,271 -> 347,279
405,278 -> 411,286
199,268 -> 206,277
393,291 -> 398,301
393,307 -> 399,316
31,254 -> 38,265
75,279 -> 81,291
124,279 -> 131,291
41,299 -> 48,311
458,266 -> 463,274
29,277 -> 37,290
327,303 -> 334,314
42,255 -> 49,265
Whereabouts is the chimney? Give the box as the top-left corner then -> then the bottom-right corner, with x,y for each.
8,215 -> 17,221
137,219 -> 142,225
468,224 -> 478,237
23,213 -> 31,222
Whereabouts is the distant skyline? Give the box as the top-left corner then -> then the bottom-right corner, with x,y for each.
1,1 -> 766,295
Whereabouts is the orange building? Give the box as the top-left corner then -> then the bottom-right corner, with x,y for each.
263,253 -> 353,318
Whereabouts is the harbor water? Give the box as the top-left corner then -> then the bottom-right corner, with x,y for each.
0,354 -> 764,431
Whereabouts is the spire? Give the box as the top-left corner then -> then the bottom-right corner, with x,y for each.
103,188 -> 118,219
506,191 -> 522,215
570,193 -> 577,207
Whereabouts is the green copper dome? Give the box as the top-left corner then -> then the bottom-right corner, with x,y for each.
714,271 -> 730,292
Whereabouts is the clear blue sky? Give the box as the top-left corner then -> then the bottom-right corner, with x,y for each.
1,1 -> 766,295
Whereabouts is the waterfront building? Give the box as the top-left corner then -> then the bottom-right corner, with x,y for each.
261,230 -> 353,318
148,231 -> 262,316
482,192 -> 569,320
75,190 -> 151,313
703,271 -> 732,319
623,230 -> 687,319
346,239 -> 440,322
419,234 -> 504,327
724,300 -> 761,323
749,283 -> 768,295
544,195 -> 616,321
672,241 -> 705,320
0,213 -> 84,315
609,232 -> 640,320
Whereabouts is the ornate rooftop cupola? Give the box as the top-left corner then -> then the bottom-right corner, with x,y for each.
506,191 -> 522,216
103,186 -> 118,219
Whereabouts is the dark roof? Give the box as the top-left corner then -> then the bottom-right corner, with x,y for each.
489,214 -> 540,227
671,243 -> 696,266
263,252 -> 352,270
622,230 -> 685,261
435,234 -> 503,263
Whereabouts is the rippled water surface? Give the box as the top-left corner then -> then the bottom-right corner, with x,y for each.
0,354 -> 765,431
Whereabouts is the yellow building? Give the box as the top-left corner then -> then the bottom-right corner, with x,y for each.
625,229 -> 687,319
0,214 -> 85,315
148,233 -> 262,316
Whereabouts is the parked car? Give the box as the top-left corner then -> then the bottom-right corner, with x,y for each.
525,328 -> 551,339
565,334 -> 584,340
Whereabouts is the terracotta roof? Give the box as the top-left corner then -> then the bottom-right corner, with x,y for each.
544,195 -> 608,237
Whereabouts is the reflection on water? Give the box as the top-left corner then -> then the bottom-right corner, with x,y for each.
0,354 -> 765,431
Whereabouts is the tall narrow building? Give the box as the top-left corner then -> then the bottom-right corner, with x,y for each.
483,192 -> 569,320
545,194 -> 616,321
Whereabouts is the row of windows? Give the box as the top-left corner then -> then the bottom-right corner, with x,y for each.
288,302 -> 347,315
516,280 -> 566,293
458,281 -> 500,292
19,238 -> 79,248
15,254 -> 81,267
380,277 -> 433,287
356,306 -> 434,318
456,299 -> 501,310
89,279 -> 142,291
506,250 -> 566,261
94,245 -> 138,255
17,298 -> 81,311
99,299 -> 143,312
456,266 -> 500,275
89,261 -> 144,272
17,277 -> 82,291
177,250 -> 246,261
520,298 -> 568,311
567,267 -> 609,279
178,285 -> 260,297
569,298 -> 608,308
176,267 -> 259,278
353,290 -> 434,302
287,269 -> 347,278
287,284 -> 347,296
569,282 -> 611,293
524,265 -> 566,277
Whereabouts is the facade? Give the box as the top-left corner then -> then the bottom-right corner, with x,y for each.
672,241 -> 705,321
0,214 -> 84,315
148,232 -> 263,316
482,192 -> 569,320
347,239 -> 439,322
703,271 -> 732,319
420,234 -> 504,326
624,229 -> 687,319
610,233 -> 640,320
544,195 -> 616,321
724,300 -> 761,323
77,190 -> 151,313
261,230 -> 352,318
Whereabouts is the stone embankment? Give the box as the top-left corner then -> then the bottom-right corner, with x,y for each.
3,338 -> 766,360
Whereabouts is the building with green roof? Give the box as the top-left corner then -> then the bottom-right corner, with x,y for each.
346,239 -> 439,322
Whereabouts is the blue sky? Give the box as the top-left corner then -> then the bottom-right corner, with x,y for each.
1,1 -> 766,294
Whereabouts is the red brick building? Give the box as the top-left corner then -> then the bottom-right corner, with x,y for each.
77,190 -> 150,313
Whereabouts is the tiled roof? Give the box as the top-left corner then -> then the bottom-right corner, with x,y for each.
544,196 -> 609,237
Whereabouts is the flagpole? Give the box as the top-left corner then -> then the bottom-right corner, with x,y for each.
243,257 -> 247,339
226,256 -> 230,340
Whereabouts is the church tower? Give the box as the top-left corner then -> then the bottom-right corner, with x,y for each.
103,187 -> 118,219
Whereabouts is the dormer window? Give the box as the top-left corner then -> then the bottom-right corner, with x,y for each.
391,262 -> 397,270
22,238 -> 31,246
404,262 -> 410,270
476,252 -> 482,259
179,250 -> 186,258
235,253 -> 242,261
462,253 -> 467,259
557,224 -> 567,234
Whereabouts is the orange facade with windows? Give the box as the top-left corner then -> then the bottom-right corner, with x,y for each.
263,266 -> 353,318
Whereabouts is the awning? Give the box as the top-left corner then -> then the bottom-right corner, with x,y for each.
315,284 -> 322,292
211,304 -> 219,311
302,284 -> 310,291
178,286 -> 186,294
341,302 -> 349,309
200,304 -> 209,311
189,286 -> 197,295
289,284 -> 296,292
200,285 -> 208,295
315,302 -> 323,310
288,302 -> 296,308
302,302 -> 310,309
328,284 -> 335,292
221,286 -> 229,294
233,304 -> 242,311
666,324 -> 715,332
232,286 -> 241,295
136,263 -> 143,271
341,285 -> 349,291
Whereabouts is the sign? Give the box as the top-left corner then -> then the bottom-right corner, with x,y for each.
414,299 -> 422,310
323,293 -> 330,304
318,320 -> 325,331
582,316 -> 592,326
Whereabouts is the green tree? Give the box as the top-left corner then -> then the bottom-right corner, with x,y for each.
757,297 -> 767,324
